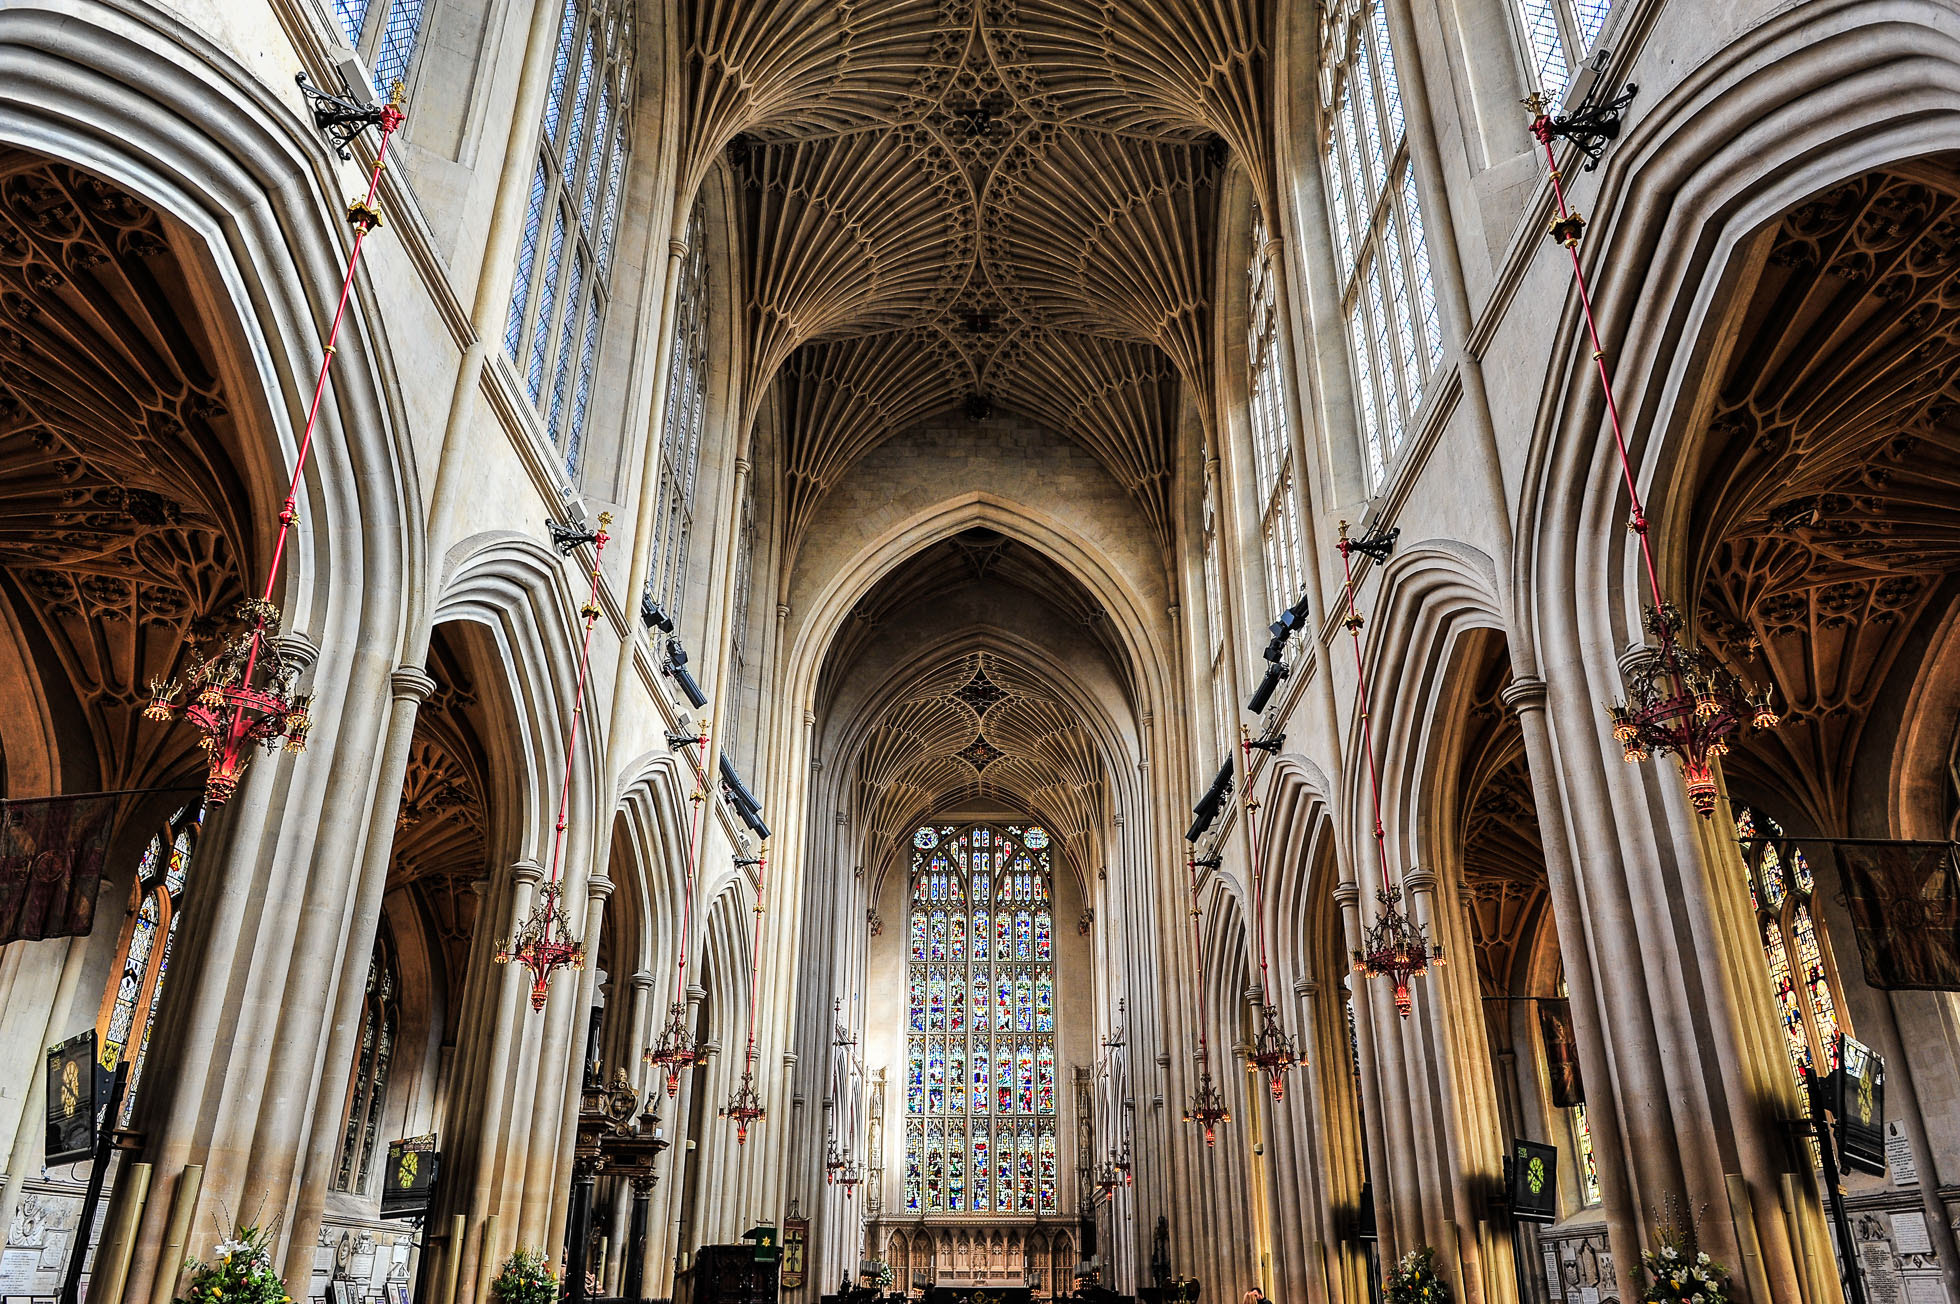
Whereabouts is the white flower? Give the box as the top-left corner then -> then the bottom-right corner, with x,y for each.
1662,1246 -> 1679,1261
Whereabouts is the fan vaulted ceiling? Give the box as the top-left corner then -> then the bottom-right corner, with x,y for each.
678,0 -> 1272,562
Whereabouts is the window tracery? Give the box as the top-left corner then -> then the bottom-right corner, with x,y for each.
335,929 -> 402,1193
1201,473 -> 1232,749
1320,0 -> 1442,486
1734,805 -> 1849,1109
645,201 -> 709,632
905,823 -> 1059,1216
97,806 -> 201,1126
503,0 -> 633,475
1510,0 -> 1613,105
1247,208 -> 1303,616
332,0 -> 427,95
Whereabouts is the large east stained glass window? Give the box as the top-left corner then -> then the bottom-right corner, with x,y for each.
904,823 -> 1059,1215
503,0 -> 633,476
1734,805 -> 1849,1110
96,806 -> 201,1127
1320,0 -> 1442,487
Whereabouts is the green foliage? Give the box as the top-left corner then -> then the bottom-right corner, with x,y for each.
490,1247 -> 561,1304
1384,1246 -> 1452,1304
175,1226 -> 291,1304
866,1261 -> 895,1290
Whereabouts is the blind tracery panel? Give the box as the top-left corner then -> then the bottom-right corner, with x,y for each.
645,202 -> 709,634
1201,475 -> 1232,752
1247,208 -> 1304,617
905,823 -> 1059,1216
1320,0 -> 1442,487
502,0 -> 633,476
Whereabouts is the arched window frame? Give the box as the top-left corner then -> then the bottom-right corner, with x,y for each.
96,806 -> 201,1126
1509,0 -> 1613,106
334,927 -> 403,1193
1247,207 -> 1304,616
644,200 -> 710,634
1200,470 -> 1231,751
904,823 -> 1060,1217
332,0 -> 430,95
503,0 -> 635,476
1734,804 -> 1851,1108
1319,0 -> 1442,488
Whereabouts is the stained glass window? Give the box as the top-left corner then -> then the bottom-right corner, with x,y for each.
1735,804 -> 1850,1111
645,199 -> 709,635
335,930 -> 401,1192
1552,971 -> 1600,1206
1511,0 -> 1614,106
96,807 -> 201,1127
1320,0 -> 1442,487
503,0 -> 634,476
905,823 -> 1059,1215
331,0 -> 428,97
1248,207 -> 1305,617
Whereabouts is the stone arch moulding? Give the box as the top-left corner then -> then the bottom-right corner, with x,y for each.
784,493 -> 1175,726
433,531 -> 612,870
612,748 -> 707,982
1513,0 -> 1960,679
1253,754 -> 1340,986
0,0 -> 426,656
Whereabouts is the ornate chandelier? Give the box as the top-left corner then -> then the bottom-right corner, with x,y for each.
1181,1064 -> 1231,1148
1524,89 -> 1779,816
494,512 -> 613,1010
146,81 -> 405,805
722,843 -> 770,1143
645,732 -> 710,1093
1092,1154 -> 1132,1201
1237,725 -> 1299,1100
1337,522 -> 1441,1018
497,881 -> 585,1011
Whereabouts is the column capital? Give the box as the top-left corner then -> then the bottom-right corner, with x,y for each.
1402,867 -> 1438,896
1499,676 -> 1548,713
669,238 -> 688,260
630,968 -> 657,991
1332,881 -> 1361,907
686,983 -> 707,1005
587,873 -> 616,903
1293,977 -> 1317,999
512,858 -> 545,886
271,629 -> 320,675
391,666 -> 439,703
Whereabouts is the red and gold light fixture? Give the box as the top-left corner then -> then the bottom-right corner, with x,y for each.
721,843 -> 770,1143
145,83 -> 406,804
1524,90 -> 1778,816
1337,522 -> 1442,1019
1181,860 -> 1232,1146
645,731 -> 711,1094
495,512 -> 613,1010
1237,725 -> 1299,1100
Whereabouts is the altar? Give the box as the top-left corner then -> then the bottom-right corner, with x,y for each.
923,1287 -> 1035,1304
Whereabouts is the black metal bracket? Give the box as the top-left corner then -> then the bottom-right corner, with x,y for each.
1191,851 -> 1223,871
1343,523 -> 1400,564
296,72 -> 390,160
547,518 -> 603,555
1246,730 -> 1285,755
733,853 -> 764,869
666,728 -> 705,750
1546,80 -> 1638,172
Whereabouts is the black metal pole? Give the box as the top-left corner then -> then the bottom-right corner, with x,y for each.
566,1166 -> 597,1304
624,1176 -> 654,1300
1809,1068 -> 1870,1304
60,1061 -> 128,1304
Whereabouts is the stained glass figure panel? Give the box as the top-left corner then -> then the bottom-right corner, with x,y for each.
904,823 -> 1059,1215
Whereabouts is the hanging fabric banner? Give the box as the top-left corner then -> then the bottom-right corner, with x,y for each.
1537,997 -> 1585,1108
0,794 -> 122,943
1830,840 -> 1960,991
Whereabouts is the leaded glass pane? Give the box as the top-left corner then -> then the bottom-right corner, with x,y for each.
371,0 -> 425,93
904,823 -> 1058,1217
505,163 -> 548,359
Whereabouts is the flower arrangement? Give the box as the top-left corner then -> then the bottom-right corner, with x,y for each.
1384,1246 -> 1452,1304
867,1261 -> 895,1290
174,1225 -> 291,1304
490,1247 -> 561,1304
1640,1217 -> 1730,1304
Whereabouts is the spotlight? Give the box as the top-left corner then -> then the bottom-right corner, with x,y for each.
640,592 -> 675,634
719,754 -> 771,840
1268,591 -> 1311,641
663,637 -> 707,708
1247,661 -> 1288,714
1185,758 -> 1234,843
